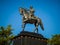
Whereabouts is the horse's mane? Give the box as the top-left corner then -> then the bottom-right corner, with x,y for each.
23,8 -> 29,14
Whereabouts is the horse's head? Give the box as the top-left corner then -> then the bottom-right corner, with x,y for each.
19,8 -> 24,15
19,7 -> 28,15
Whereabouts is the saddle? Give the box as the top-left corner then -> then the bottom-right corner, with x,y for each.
24,15 -> 37,22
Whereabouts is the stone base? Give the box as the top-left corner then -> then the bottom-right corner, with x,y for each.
13,31 -> 48,45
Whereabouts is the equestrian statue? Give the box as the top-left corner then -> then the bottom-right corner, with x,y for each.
19,6 -> 44,33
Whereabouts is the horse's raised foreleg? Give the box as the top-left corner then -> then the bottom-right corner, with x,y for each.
22,22 -> 26,31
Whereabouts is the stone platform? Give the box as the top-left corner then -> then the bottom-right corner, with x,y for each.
13,31 -> 48,45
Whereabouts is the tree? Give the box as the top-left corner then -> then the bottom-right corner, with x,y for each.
48,34 -> 60,45
0,25 -> 14,45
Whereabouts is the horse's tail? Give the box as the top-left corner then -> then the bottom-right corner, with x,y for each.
38,18 -> 44,30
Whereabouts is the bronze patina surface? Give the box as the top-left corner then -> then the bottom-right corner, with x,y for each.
19,6 -> 44,33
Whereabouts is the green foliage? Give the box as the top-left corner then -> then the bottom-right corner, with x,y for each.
48,34 -> 60,45
0,25 -> 14,45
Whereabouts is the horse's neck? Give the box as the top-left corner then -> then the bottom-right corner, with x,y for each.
23,10 -> 29,18
24,13 -> 29,18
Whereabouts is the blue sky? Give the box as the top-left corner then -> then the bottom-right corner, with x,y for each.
0,0 -> 60,38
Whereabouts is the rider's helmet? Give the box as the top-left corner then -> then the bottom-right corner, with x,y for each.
30,6 -> 33,9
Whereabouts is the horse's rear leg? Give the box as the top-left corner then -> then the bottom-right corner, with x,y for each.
34,23 -> 38,33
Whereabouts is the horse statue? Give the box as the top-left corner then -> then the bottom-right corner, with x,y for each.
19,7 -> 44,33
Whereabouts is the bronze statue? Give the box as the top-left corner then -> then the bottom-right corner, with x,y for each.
19,7 -> 44,33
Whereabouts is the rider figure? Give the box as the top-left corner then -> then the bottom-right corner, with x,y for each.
29,6 -> 35,19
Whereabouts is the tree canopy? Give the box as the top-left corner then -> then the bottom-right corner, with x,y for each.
0,25 -> 14,45
48,34 -> 60,45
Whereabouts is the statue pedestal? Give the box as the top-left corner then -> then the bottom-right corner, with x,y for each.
13,31 -> 48,45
